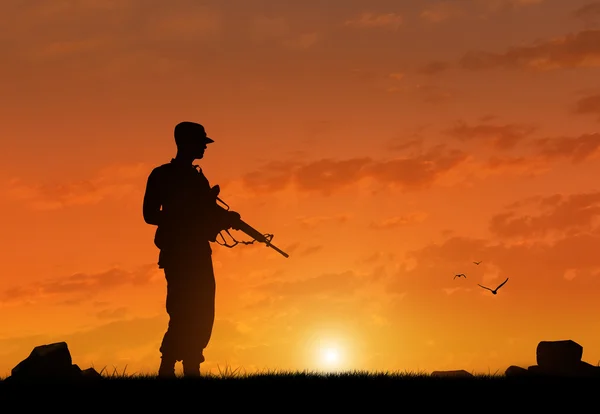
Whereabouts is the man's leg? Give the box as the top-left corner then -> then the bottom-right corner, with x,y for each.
158,355 -> 177,378
158,265 -> 189,377
160,256 -> 216,377
182,255 -> 216,377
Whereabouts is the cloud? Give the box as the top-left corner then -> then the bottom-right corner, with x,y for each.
476,0 -> 545,13
385,137 -> 425,153
294,158 -> 374,194
420,1 -> 465,23
478,155 -> 549,177
387,83 -> 454,104
444,120 -> 536,150
283,33 -> 319,49
364,145 -> 468,190
418,61 -> 452,75
250,15 -> 319,49
388,229 -> 600,303
418,0 -> 544,26
2,1 -> 222,64
253,270 -> 363,298
530,133 -> 600,163
241,145 -> 468,195
0,264 -> 160,305
295,214 -> 352,230
96,306 -> 130,320
349,69 -> 379,83
370,212 -> 429,230
573,93 -> 600,121
573,2 -> 600,27
297,245 -> 324,257
344,12 -> 403,30
489,192 -> 600,239
1,162 -> 151,210
389,72 -> 404,81
249,15 -> 289,40
458,29 -> 600,71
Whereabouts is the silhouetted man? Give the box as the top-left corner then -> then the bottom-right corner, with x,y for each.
143,121 -> 241,378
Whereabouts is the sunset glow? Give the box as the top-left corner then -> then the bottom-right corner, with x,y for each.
3,0 -> 600,378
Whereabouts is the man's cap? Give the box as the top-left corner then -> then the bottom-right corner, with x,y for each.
174,121 -> 214,144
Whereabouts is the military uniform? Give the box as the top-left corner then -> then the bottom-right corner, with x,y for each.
143,156 -> 231,373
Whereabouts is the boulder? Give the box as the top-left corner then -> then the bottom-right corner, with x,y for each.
505,365 -> 529,377
6,341 -> 102,382
430,370 -> 473,378
81,367 -> 103,380
536,340 -> 583,371
528,361 -> 600,377
10,342 -> 76,380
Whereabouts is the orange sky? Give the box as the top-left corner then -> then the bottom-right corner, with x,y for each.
3,0 -> 600,377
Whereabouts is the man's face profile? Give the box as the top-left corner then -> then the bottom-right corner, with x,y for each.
180,133 -> 208,159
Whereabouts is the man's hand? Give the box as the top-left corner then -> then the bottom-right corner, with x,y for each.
228,210 -> 241,230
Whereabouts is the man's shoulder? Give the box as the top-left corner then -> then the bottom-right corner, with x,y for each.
149,162 -> 176,177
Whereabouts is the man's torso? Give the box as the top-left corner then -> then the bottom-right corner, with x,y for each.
150,159 -> 216,262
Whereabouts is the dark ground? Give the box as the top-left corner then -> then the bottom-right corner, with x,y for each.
0,374 -> 597,409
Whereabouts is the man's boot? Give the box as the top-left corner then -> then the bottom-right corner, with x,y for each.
158,356 -> 176,378
182,360 -> 201,378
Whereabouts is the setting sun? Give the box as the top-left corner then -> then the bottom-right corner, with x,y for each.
323,348 -> 339,364
314,340 -> 347,372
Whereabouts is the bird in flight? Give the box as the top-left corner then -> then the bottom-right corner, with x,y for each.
454,273 -> 466,279
478,278 -> 508,295
473,261 -> 482,265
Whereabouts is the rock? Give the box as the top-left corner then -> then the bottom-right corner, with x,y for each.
10,342 -> 75,380
505,365 -> 529,377
6,341 -> 103,382
430,370 -> 473,378
81,367 -> 103,380
528,361 -> 600,377
527,365 -> 543,375
536,340 -> 583,371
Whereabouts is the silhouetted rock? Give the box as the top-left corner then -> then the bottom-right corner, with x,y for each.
527,361 -> 600,377
81,367 -> 103,380
5,341 -> 103,382
505,365 -> 529,377
537,340 -> 583,370
430,370 -> 473,378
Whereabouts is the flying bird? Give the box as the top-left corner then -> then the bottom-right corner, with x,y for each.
477,278 -> 508,295
454,273 -> 466,279
473,261 -> 482,265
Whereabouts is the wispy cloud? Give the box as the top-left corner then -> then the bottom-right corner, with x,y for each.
419,28 -> 600,74
490,192 -> 600,239
1,162 -> 150,210
573,2 -> 600,28
573,93 -> 600,121
444,120 -> 536,150
420,1 -> 465,23
370,212 -> 429,229
344,12 -> 403,30
1,264 -> 159,305
241,145 -> 468,195
460,30 -> 600,71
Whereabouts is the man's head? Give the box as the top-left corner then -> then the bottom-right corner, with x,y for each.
174,121 -> 214,160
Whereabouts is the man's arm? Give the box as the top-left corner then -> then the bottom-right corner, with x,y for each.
143,169 -> 164,226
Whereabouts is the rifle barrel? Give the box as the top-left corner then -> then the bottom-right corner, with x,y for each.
237,220 -> 289,258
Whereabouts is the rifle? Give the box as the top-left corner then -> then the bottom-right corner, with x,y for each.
210,185 -> 289,259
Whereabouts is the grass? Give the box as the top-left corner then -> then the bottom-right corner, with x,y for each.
82,362 -> 505,380
1,365 -> 598,409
